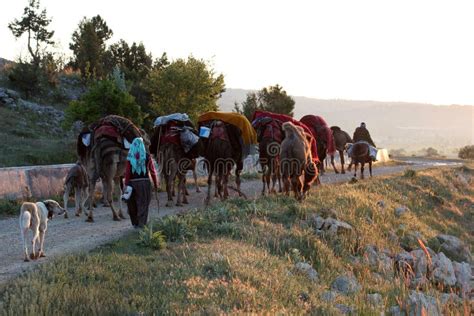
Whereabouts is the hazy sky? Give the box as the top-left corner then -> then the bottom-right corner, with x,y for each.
1,0 -> 473,105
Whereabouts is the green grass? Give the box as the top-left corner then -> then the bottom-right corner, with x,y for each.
0,199 -> 21,219
0,107 -> 76,167
0,166 -> 472,314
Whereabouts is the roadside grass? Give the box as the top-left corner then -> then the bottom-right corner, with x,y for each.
0,107 -> 76,167
0,166 -> 472,314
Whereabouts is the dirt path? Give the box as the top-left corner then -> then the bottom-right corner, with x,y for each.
0,158 -> 462,284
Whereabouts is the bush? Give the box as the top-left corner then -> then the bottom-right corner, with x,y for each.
0,199 -> 21,218
458,145 -> 474,160
138,224 -> 167,250
64,79 -> 143,127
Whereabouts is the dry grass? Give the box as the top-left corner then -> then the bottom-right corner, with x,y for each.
0,166 -> 472,314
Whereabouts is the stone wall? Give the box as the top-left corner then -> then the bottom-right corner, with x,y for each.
0,164 -> 74,199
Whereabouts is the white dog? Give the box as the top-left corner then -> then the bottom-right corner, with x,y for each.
19,200 -> 65,262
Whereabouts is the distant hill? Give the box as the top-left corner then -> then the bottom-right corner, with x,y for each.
0,57 -> 13,71
218,88 -> 474,155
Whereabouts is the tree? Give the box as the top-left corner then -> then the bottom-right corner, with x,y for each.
69,15 -> 113,80
458,145 -> 474,160
8,0 -> 54,67
107,40 -> 153,82
234,84 -> 295,119
234,92 -> 259,121
144,56 -> 225,124
258,84 -> 295,116
64,79 -> 142,127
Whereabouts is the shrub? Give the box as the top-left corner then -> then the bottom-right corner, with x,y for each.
138,224 -> 167,250
0,199 -> 21,218
403,169 -> 417,178
64,79 -> 143,128
458,145 -> 474,160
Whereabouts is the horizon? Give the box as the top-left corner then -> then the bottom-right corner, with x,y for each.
1,0 -> 474,106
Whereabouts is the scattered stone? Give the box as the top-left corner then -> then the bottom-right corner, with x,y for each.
394,205 -> 409,217
452,261 -> 471,297
367,293 -> 383,306
440,293 -> 462,306
335,304 -> 355,315
298,291 -> 310,302
400,230 -> 425,252
406,291 -> 441,316
364,245 -> 394,274
294,262 -> 318,282
320,290 -> 338,303
435,234 -> 472,263
377,200 -> 386,208
331,275 -> 361,295
431,252 -> 456,287
317,217 -> 353,236
388,305 -> 403,316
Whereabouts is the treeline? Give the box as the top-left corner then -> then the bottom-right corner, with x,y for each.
7,0 -> 295,130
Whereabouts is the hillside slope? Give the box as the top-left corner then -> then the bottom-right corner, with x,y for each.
0,166 -> 471,314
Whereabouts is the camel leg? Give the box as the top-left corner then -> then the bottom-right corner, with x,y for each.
235,168 -> 243,197
261,166 -> 267,196
63,186 -> 70,219
81,188 -> 89,217
360,162 -> 365,179
181,175 -> 189,204
330,154 -> 339,174
353,162 -> 358,178
193,170 -> 201,193
205,166 -> 213,206
116,178 -> 126,219
165,174 -> 174,207
74,189 -> 82,217
103,176 -> 120,221
340,151 -> 346,174
223,170 -> 230,200
86,180 -> 96,222
369,161 -> 373,177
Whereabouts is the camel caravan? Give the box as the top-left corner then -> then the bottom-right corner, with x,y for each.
63,110 -> 379,222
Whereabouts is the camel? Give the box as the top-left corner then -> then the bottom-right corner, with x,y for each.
202,120 -> 243,205
347,142 -> 373,179
77,115 -> 144,222
253,118 -> 283,195
300,115 -> 338,175
330,126 -> 353,174
280,122 -> 317,201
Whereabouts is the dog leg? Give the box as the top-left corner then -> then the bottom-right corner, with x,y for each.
81,188 -> 89,216
21,227 -> 30,262
30,231 -> 39,260
38,229 -> 46,258
193,169 -> 201,193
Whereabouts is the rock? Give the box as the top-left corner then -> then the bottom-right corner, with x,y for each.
309,214 -> 325,230
5,88 -> 20,100
431,252 -> 456,287
406,291 -> 441,316
377,200 -> 386,208
364,245 -> 394,274
452,261 -> 471,297
435,234 -> 472,263
294,262 -> 318,282
320,290 -> 338,302
395,251 -> 414,275
440,293 -> 462,306
367,293 -> 383,306
318,217 -> 353,236
335,304 -> 355,315
331,275 -> 361,295
388,305 -> 404,316
400,231 -> 425,251
395,206 -> 409,217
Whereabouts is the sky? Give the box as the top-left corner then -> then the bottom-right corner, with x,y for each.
1,0 -> 473,105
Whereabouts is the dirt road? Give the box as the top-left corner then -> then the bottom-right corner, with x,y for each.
0,158 -> 462,284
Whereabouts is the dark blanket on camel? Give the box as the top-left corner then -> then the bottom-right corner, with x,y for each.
300,115 -> 336,155
252,110 -> 319,163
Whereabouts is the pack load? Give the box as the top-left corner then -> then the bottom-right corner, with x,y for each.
153,113 -> 200,154
252,110 -> 319,163
300,115 -> 336,155
197,111 -> 257,145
